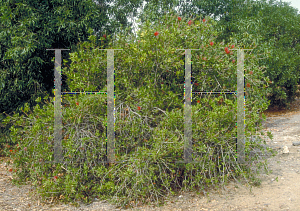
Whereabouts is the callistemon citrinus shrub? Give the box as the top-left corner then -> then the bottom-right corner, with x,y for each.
2,10 -> 276,209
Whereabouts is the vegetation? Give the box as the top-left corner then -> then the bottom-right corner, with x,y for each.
1,10 -> 277,209
0,0 -> 147,148
128,0 -> 300,108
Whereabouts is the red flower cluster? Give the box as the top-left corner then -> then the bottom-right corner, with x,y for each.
225,47 -> 230,54
103,34 -> 106,39
188,20 -> 192,25
210,41 -> 214,46
137,106 -> 141,110
76,102 -> 79,106
203,18 -> 206,22
154,31 -> 159,36
178,17 -> 182,21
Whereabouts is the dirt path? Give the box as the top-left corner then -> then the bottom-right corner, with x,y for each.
1,99 -> 300,210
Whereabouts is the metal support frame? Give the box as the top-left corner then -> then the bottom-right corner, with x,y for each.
46,48 -> 251,165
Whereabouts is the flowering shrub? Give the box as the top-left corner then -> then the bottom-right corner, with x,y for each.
1,10 -> 276,209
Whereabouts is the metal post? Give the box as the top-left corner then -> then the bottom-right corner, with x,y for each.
107,50 -> 116,164
184,49 -> 192,162
46,49 -> 70,163
175,49 -> 200,164
237,49 -> 245,163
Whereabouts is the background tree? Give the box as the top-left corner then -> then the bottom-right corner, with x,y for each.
127,0 -> 300,108
215,0 -> 300,108
0,0 -> 146,145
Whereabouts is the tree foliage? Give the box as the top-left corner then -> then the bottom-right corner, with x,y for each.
0,0 -> 148,146
216,0 -> 300,108
128,0 -> 300,108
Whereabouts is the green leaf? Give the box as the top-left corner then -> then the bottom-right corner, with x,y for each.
35,97 -> 41,103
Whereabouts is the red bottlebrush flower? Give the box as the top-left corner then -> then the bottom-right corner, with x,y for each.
9,169 -> 13,172
178,17 -> 182,21
210,41 -> 214,46
232,60 -> 235,63
9,150 -> 13,153
197,100 -> 200,103
203,18 -> 206,22
249,71 -> 253,75
225,47 -> 230,54
137,106 -> 141,110
103,34 -> 106,39
76,102 -> 79,106
246,83 -> 251,88
230,45 -> 235,49
154,31 -> 159,36
54,176 -> 58,180
202,57 -> 207,61
188,20 -> 192,25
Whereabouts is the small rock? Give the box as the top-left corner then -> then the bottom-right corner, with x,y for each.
282,146 -> 289,154
292,141 -> 300,146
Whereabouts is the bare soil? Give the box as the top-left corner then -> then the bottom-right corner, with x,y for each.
1,98 -> 300,210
